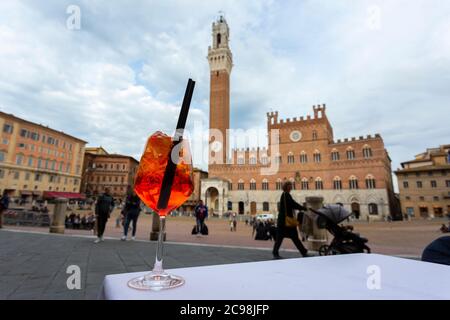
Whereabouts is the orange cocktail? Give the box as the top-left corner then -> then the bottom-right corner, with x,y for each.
134,131 -> 194,216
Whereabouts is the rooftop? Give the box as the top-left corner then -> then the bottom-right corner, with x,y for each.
0,111 -> 88,144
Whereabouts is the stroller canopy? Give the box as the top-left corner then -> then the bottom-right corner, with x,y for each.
317,205 -> 352,224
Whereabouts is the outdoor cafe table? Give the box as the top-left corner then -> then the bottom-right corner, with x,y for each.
100,254 -> 450,300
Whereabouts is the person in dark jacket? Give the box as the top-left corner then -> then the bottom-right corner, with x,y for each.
422,236 -> 450,266
272,181 -> 309,259
0,190 -> 12,229
194,200 -> 208,234
94,188 -> 115,243
121,190 -> 141,241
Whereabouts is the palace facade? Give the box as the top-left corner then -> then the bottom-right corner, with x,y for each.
200,16 -> 398,220
0,111 -> 87,201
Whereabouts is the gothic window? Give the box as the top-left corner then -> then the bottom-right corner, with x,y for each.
333,177 -> 342,190
275,155 -> 282,164
250,179 -> 257,190
290,178 -> 296,190
262,179 -> 269,190
300,152 -> 308,163
313,151 -> 321,163
331,150 -> 340,161
365,175 -> 376,189
315,178 -> 324,190
237,157 -> 244,165
287,153 -> 295,164
347,148 -> 356,160
301,178 -> 309,190
228,181 -> 233,191
349,176 -> 359,190
261,156 -> 268,165
363,145 -> 373,158
249,157 -> 257,165
276,179 -> 282,190
238,180 -> 245,190
217,33 -> 221,46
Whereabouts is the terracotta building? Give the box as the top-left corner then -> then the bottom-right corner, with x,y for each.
81,147 -> 139,200
395,145 -> 450,218
200,17 -> 397,220
0,111 -> 87,201
180,168 -> 208,214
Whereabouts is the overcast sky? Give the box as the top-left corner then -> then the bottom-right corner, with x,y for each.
1,0 -> 449,184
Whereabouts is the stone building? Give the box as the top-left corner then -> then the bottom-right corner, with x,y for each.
0,111 -> 87,201
200,16 -> 397,220
395,145 -> 450,218
180,168 -> 208,214
81,147 -> 139,200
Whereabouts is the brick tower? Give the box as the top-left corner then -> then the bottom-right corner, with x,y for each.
207,15 -> 233,168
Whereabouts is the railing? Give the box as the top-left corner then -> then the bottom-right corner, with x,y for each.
3,210 -> 51,227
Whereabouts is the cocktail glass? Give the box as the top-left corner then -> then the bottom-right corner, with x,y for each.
127,131 -> 193,291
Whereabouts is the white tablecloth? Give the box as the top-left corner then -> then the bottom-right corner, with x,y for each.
100,254 -> 450,300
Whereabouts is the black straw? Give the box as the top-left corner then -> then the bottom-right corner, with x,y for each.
157,79 -> 195,210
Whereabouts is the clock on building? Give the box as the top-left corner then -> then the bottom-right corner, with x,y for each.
290,130 -> 302,142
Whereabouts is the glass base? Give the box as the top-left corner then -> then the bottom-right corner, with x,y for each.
127,271 -> 185,291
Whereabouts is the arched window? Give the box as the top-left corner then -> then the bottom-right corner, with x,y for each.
249,157 -> 257,165
347,147 -> 356,160
263,202 -> 270,212
238,179 -> 244,190
313,150 -> 321,163
369,203 -> 379,215
275,154 -> 282,164
315,177 -> 324,190
312,130 -> 318,140
331,149 -> 340,161
237,157 -> 245,165
349,176 -> 359,189
300,151 -> 308,163
289,178 -> 296,190
287,152 -> 295,164
365,175 -> 376,189
261,155 -> 268,165
333,177 -> 342,190
228,180 -> 233,191
276,178 -> 282,190
262,179 -> 269,190
301,178 -> 309,190
250,179 -> 256,190
217,33 -> 221,46
363,145 -> 373,158
227,201 -> 233,210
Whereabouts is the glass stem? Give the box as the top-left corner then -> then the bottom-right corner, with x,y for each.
152,215 -> 166,274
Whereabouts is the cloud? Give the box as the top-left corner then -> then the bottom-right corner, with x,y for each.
0,0 -> 449,189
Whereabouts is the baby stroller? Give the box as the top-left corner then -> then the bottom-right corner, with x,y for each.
309,205 -> 371,255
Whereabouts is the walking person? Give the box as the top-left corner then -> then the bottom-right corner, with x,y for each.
194,200 -> 208,235
272,181 -> 309,259
232,213 -> 237,232
94,188 -> 115,243
0,190 -> 12,229
121,190 -> 141,241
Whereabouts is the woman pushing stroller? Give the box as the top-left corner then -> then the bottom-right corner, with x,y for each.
273,181 -> 309,259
